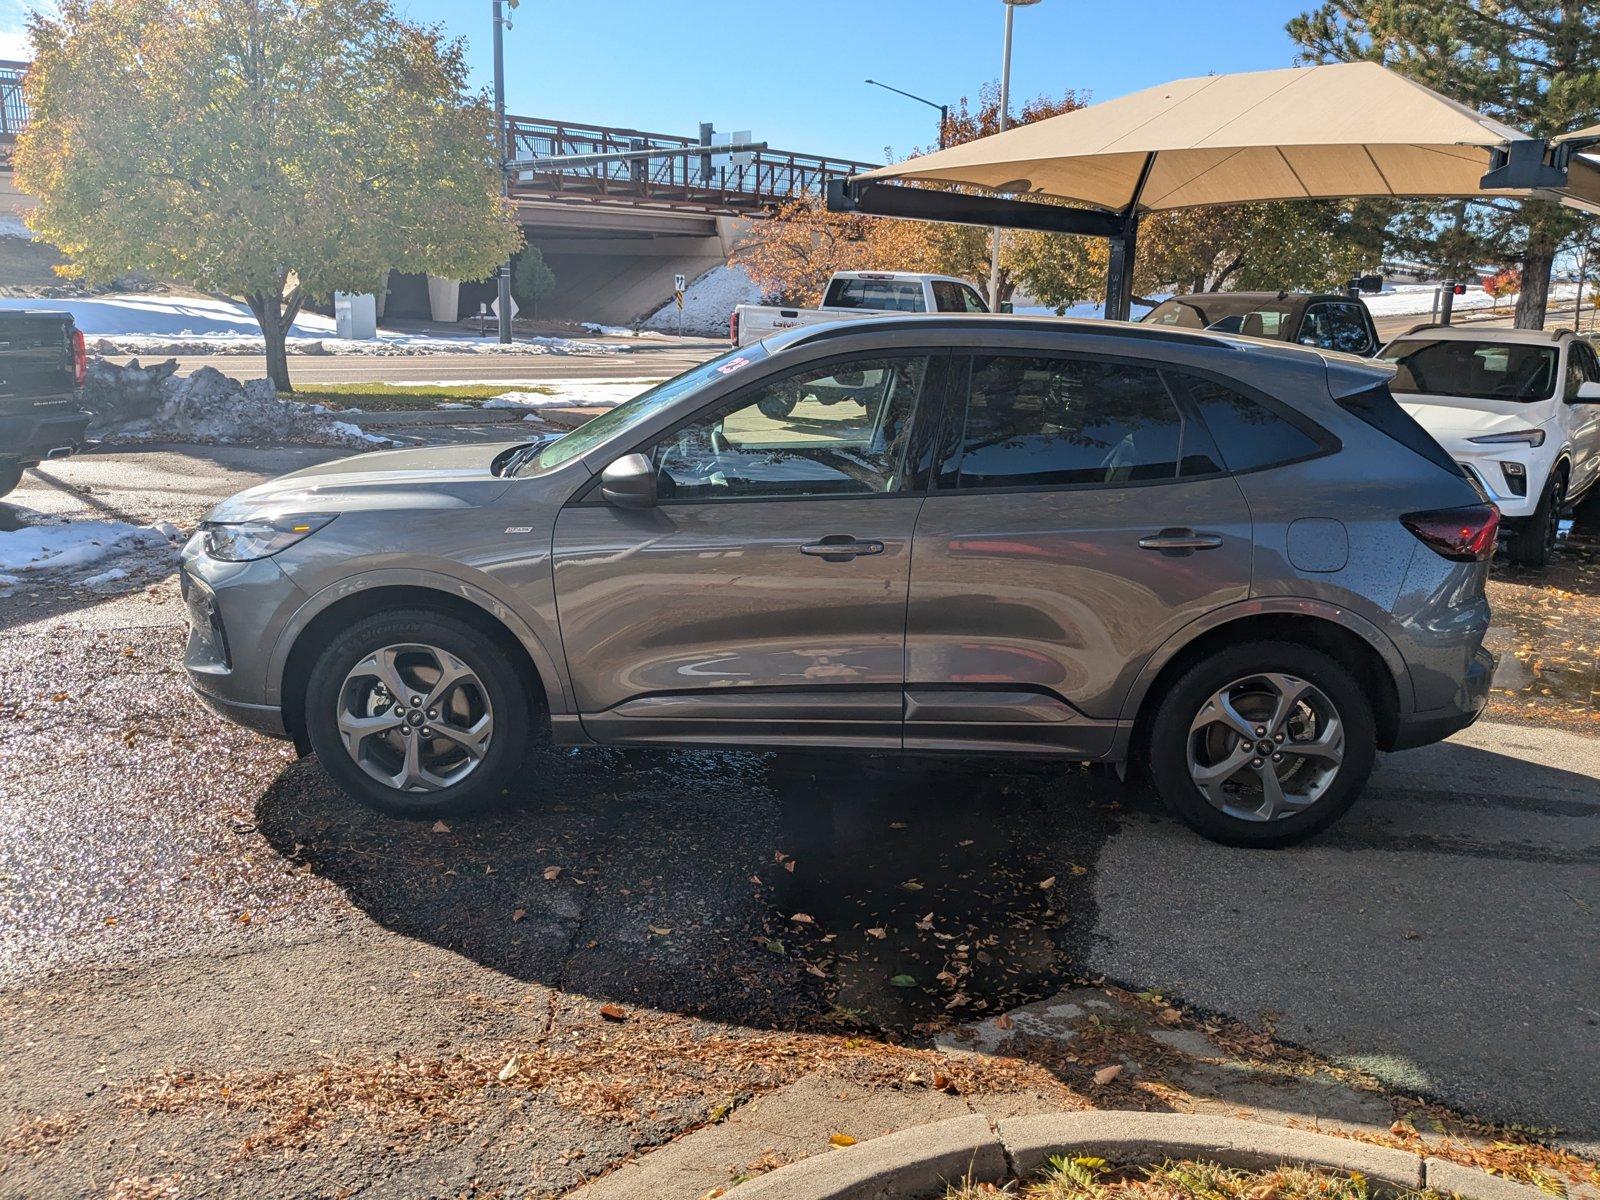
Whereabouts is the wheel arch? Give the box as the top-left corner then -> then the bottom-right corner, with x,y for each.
1119,601 -> 1408,761
270,570 -> 570,752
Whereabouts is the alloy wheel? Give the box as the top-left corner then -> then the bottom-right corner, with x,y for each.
1185,672 -> 1345,822
335,643 -> 494,793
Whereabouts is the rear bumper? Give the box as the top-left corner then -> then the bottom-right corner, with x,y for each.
1388,645 -> 1495,750
0,405 -> 92,467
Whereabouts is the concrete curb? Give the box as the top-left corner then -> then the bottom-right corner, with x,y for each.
336,409 -> 531,427
729,1111 -> 1554,1200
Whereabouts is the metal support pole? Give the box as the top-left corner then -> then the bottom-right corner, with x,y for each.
1104,214 -> 1140,322
698,122 -> 714,186
1440,279 -> 1457,326
492,0 -> 513,344
987,3 -> 1017,312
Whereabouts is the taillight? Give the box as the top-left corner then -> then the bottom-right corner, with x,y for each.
1402,504 -> 1500,562
729,310 -> 740,345
71,328 -> 88,387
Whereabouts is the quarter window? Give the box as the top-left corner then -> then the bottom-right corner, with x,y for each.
1171,374 -> 1325,473
651,357 -> 930,501
949,356 -> 1190,489
1300,304 -> 1374,355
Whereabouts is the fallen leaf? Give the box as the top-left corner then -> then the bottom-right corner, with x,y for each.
828,1133 -> 857,1148
431,820 -> 451,833
994,1013 -> 1014,1030
1038,876 -> 1057,890
933,1072 -> 953,1091
915,912 -> 935,931
958,839 -> 974,847
900,879 -> 924,892
783,860 -> 796,873
648,925 -> 673,936
791,912 -> 814,924
762,939 -> 786,956
805,964 -> 828,978
889,974 -> 918,988
1093,1064 -> 1123,1086
498,1057 -> 520,1081
598,1003 -> 627,1022
542,866 -> 563,881
889,821 -> 907,829
865,927 -> 887,940
1069,864 -> 1089,876
511,908 -> 526,922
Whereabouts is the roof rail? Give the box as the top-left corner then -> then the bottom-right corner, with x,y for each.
1398,322 -> 1448,337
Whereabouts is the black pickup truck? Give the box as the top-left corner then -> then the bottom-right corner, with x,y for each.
0,310 -> 90,499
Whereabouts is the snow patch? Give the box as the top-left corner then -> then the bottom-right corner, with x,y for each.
486,378 -> 660,411
0,214 -> 35,241
0,512 -> 182,578
642,264 -> 765,337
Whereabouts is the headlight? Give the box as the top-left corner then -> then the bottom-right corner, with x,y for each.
201,513 -> 337,561
1468,429 -> 1545,447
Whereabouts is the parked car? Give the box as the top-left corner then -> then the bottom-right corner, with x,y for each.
731,271 -> 988,346
1378,325 -> 1600,566
1141,292 -> 1380,357
183,316 -> 1495,848
0,309 -> 91,499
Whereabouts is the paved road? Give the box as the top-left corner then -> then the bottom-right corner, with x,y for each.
0,444 -> 1596,1194
102,333 -> 727,386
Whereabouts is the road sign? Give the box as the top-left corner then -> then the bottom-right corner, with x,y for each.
674,274 -> 686,292
491,293 -> 520,320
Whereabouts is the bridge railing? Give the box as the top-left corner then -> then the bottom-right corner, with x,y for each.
0,61 -> 29,155
507,116 -> 876,211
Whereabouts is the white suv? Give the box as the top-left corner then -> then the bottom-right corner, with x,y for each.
1379,326 -> 1600,565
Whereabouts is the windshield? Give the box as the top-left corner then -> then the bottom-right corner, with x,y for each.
1380,338 -> 1557,403
1142,297 -> 1297,339
517,344 -> 770,476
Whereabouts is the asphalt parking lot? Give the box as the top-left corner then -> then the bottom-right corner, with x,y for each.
1,440 -> 1597,1195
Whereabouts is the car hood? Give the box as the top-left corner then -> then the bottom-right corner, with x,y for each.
204,442 -> 525,522
1395,396 -> 1550,439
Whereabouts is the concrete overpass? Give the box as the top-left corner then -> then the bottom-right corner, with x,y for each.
0,61 -> 873,325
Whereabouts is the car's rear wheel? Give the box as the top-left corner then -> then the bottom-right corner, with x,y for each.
0,464 -> 23,500
304,609 -> 532,818
1147,641 -> 1376,847
1506,469 -> 1564,567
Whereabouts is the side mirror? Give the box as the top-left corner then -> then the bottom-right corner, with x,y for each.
599,453 -> 657,509
1575,380 -> 1600,404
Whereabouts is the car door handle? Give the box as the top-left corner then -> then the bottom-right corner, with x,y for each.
800,536 -> 886,561
1138,529 -> 1224,555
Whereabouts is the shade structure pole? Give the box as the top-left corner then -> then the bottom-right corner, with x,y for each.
1105,214 -> 1140,321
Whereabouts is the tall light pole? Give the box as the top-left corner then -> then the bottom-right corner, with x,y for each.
492,0 -> 518,344
865,78 -> 950,150
988,0 -> 1042,312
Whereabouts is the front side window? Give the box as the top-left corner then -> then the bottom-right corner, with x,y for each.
1381,338 -> 1557,403
948,355 -> 1188,489
957,285 -> 990,313
932,281 -> 965,313
651,356 -> 930,501
1300,304 -> 1374,355
824,277 -> 925,312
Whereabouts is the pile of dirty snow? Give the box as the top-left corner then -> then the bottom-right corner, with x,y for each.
105,365 -> 394,448
0,508 -> 182,586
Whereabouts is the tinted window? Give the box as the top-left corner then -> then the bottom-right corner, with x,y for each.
952,356 -> 1186,489
931,281 -> 965,313
1300,303 -> 1374,355
958,285 -> 990,313
1382,338 -> 1557,402
1563,343 -> 1592,398
1173,374 -> 1325,473
652,356 -> 929,501
824,277 -> 926,312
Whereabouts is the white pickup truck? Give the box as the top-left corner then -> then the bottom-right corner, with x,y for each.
730,271 -> 989,346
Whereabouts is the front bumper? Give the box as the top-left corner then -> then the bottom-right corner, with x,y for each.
1389,644 -> 1496,750
1444,443 -> 1553,519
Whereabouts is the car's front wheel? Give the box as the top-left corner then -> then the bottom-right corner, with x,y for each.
304,609 -> 532,817
1147,641 -> 1376,847
0,464 -> 23,500
1506,469 -> 1564,567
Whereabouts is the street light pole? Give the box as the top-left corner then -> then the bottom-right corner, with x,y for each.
988,0 -> 1041,312
864,78 -> 950,150
492,0 -> 516,344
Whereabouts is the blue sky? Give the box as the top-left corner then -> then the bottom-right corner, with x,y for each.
1,1 -> 1312,163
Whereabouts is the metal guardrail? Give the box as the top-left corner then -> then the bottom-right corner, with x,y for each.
508,116 -> 875,213
0,61 -> 872,212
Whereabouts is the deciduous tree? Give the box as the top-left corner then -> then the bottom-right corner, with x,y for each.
16,0 -> 520,390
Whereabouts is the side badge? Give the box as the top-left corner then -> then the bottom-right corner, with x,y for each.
504,526 -> 535,534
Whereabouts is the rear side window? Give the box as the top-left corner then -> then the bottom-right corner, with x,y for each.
824,277 -> 925,312
1300,303 -> 1374,356
949,355 -> 1188,489
1336,383 -> 1462,476
1170,374 -> 1326,473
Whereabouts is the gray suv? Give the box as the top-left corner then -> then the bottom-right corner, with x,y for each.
181,317 -> 1497,847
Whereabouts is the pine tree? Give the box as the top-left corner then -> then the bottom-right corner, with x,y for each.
1288,1 -> 1600,327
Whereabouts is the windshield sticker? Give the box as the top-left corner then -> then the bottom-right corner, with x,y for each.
716,356 -> 752,375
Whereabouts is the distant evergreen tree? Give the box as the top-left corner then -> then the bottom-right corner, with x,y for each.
512,247 -> 557,319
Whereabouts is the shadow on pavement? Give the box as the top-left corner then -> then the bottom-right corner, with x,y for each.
255,744 -> 1131,1035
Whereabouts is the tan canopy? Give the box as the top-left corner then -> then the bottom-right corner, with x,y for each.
860,62 -> 1542,212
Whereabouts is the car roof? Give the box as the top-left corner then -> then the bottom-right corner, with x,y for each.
1386,324 -> 1573,346
1150,291 -> 1357,306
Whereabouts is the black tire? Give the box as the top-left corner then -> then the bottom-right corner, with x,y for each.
757,393 -> 798,420
0,464 -> 23,500
1506,469 -> 1564,567
1147,640 -> 1377,848
303,608 -> 534,818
